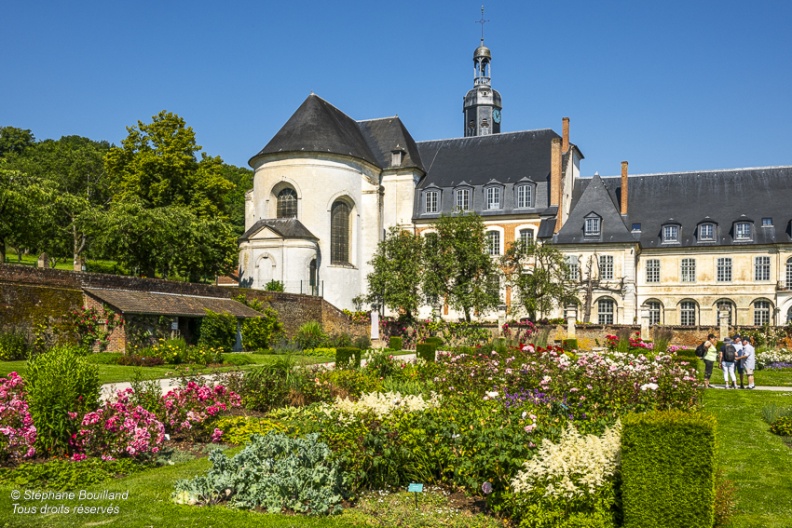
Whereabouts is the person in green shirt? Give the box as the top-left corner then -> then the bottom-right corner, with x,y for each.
702,333 -> 719,389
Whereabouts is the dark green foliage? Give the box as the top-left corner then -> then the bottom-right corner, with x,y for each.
25,345 -> 100,455
353,334 -> 371,351
117,355 -> 165,367
241,308 -> 282,351
562,338 -> 578,351
363,349 -> 397,379
621,410 -> 716,528
0,458 -> 146,491
295,321 -> 326,350
389,336 -> 403,351
221,353 -> 256,366
416,343 -> 436,362
172,432 -> 347,515
424,337 -> 443,349
84,352 -> 123,364
264,279 -> 285,291
675,348 -> 698,359
198,309 -> 237,352
236,358 -> 329,413
327,332 -> 353,348
0,328 -> 30,360
770,416 -> 792,436
336,347 -> 362,368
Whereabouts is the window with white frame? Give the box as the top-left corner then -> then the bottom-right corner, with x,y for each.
519,228 -> 534,246
699,223 -> 715,241
599,255 -> 614,280
735,222 -> 752,240
754,300 -> 771,326
584,216 -> 601,236
330,200 -> 351,265
646,301 -> 662,325
716,300 -> 734,325
681,258 -> 696,283
717,257 -> 732,282
762,217 -> 773,227
424,191 -> 438,213
516,184 -> 533,208
680,301 -> 697,326
646,259 -> 660,283
486,230 -> 501,256
455,188 -> 470,211
755,256 -> 770,281
787,257 -> 792,289
486,187 -> 501,210
662,225 -> 679,243
566,256 -> 579,281
598,298 -> 615,325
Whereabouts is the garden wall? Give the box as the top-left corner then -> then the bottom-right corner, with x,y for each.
0,265 -> 366,342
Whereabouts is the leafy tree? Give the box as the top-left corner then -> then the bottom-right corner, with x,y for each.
102,112 -> 238,281
501,239 -> 577,321
219,163 -> 254,236
0,165 -> 54,263
0,127 -> 35,158
424,212 -> 499,322
366,227 -> 424,319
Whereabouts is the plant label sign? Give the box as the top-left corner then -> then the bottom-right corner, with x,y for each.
408,483 -> 423,493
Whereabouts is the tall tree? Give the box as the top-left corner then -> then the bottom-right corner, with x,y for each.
0,165 -> 53,264
501,239 -> 577,321
102,111 -> 237,281
218,163 -> 254,236
424,212 -> 500,322
0,127 -> 35,158
366,227 -> 424,319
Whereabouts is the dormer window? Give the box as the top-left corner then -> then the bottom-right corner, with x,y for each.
662,224 -> 680,243
516,184 -> 534,208
424,190 -> 439,213
454,187 -> 471,211
391,149 -> 404,166
735,221 -> 752,241
698,222 -> 715,242
584,215 -> 601,236
631,223 -> 641,232
486,186 -> 502,210
762,217 -> 773,227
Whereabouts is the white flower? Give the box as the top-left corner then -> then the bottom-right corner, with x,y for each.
640,383 -> 659,391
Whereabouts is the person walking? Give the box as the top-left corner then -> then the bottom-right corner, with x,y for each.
741,336 -> 757,389
733,335 -> 746,389
702,333 -> 719,389
719,337 -> 738,389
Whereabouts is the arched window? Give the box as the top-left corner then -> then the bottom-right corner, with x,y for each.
754,300 -> 772,326
680,300 -> 697,326
276,188 -> 297,218
644,300 -> 662,325
331,201 -> 350,265
715,299 -> 735,326
787,306 -> 792,323
598,298 -> 615,325
786,257 -> 792,289
519,228 -> 534,246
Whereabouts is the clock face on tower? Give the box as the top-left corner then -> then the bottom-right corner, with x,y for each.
493,109 -> 501,124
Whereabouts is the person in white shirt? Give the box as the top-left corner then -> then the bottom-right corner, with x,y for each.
732,335 -> 746,389
740,337 -> 757,389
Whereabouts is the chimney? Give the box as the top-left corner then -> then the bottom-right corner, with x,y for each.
562,117 -> 570,153
550,137 -> 562,208
620,161 -> 629,216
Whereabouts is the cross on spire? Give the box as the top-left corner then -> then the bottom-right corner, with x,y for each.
477,5 -> 489,42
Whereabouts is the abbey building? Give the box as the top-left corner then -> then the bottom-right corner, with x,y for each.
238,37 -> 792,328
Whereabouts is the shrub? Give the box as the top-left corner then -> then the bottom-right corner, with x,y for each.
416,343 -> 436,362
161,381 -> 242,440
72,388 -> 165,460
0,372 -> 36,461
389,336 -> 403,351
172,432 -> 346,515
213,416 -> 288,445
0,458 -> 145,491
621,410 -> 716,528
424,336 -> 443,349
0,328 -> 30,360
136,337 -> 189,364
198,310 -> 237,352
296,321 -> 326,350
322,369 -> 383,399
241,307 -> 282,350
562,338 -> 579,351
353,334 -> 371,351
26,345 -> 100,455
117,354 -> 165,367
264,279 -> 285,292
327,332 -> 353,348
336,347 -> 361,368
221,353 -> 256,366
653,327 -> 674,354
363,349 -> 398,378
770,416 -> 792,436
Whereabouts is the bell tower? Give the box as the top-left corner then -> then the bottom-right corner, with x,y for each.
463,6 -> 502,137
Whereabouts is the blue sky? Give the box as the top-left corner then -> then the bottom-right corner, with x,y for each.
3,1 -> 791,177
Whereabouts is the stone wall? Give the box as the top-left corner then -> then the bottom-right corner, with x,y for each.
0,265 -> 366,346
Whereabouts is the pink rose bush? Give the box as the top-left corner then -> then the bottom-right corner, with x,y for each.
162,381 -> 242,440
0,372 -> 36,460
71,388 -> 165,460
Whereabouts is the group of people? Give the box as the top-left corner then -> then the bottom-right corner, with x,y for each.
701,333 -> 756,389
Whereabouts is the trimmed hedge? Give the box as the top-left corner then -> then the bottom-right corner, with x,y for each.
389,336 -> 403,351
335,347 -> 361,368
621,410 -> 716,528
423,337 -> 443,349
416,343 -> 436,363
562,338 -> 578,351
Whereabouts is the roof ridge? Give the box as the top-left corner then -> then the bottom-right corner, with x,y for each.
357,116 -> 400,123
592,165 -> 792,179
417,128 -> 557,145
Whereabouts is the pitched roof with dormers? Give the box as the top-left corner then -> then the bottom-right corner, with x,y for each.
566,166 -> 792,248
556,173 -> 634,244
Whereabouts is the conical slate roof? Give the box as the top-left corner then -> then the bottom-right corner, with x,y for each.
357,117 -> 424,171
250,94 -> 380,167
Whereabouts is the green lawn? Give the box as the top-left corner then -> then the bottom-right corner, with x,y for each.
0,354 -> 330,385
703,389 -> 792,528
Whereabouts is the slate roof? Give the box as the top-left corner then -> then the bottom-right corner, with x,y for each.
566,166 -> 792,248
556,173 -> 634,244
83,289 -> 262,318
358,117 -> 425,171
239,218 -> 318,243
250,94 -> 380,167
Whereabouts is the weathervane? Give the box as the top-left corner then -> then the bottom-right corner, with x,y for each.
477,5 -> 489,42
